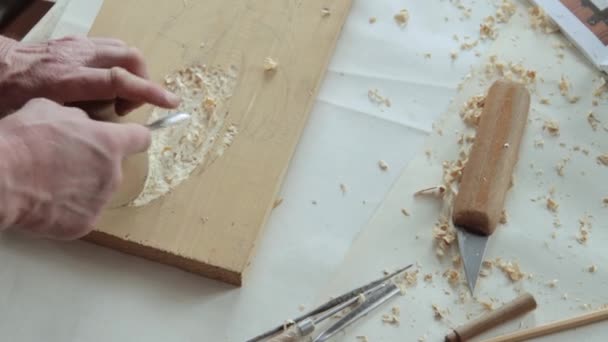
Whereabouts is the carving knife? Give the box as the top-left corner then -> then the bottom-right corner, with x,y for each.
453,80 -> 530,294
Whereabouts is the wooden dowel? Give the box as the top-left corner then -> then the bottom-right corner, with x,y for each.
480,307 -> 608,342
445,293 -> 537,342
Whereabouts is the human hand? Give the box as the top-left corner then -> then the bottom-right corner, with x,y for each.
0,98 -> 150,240
0,35 -> 179,116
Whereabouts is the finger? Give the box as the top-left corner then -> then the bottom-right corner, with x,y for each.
98,121 -> 151,155
91,46 -> 149,79
90,37 -> 128,48
63,67 -> 180,109
115,99 -> 142,116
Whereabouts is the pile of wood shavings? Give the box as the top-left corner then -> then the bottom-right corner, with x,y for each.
133,64 -> 239,206
459,94 -> 485,127
484,55 -> 537,85
433,218 -> 456,257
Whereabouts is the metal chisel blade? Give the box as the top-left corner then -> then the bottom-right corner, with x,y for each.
457,229 -> 488,295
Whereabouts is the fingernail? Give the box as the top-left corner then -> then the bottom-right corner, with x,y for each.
165,91 -> 181,106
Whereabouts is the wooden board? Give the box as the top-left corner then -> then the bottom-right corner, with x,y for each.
83,0 -> 352,286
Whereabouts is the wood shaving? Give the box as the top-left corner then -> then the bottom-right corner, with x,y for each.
263,57 -> 278,72
555,158 -> 569,177
424,52 -> 432,59
543,120 -> 560,136
540,98 -> 550,105
394,9 -> 409,27
424,274 -> 433,282
558,76 -> 570,96
368,88 -> 391,107
272,198 -> 284,209
479,298 -> 494,311
339,183 -> 348,195
496,259 -> 525,281
444,269 -> 460,286
529,6 -> 559,33
450,51 -> 459,60
594,77 -> 607,98
588,112 -> 601,131
452,255 -> 462,267
499,209 -> 508,224
392,306 -> 401,316
400,270 -> 419,287
546,197 -> 559,212
356,293 -> 366,304
298,304 -> 305,311
414,185 -> 447,197
401,208 -> 410,217
534,139 -> 545,148
433,218 -> 456,257
562,293 -> 568,300
589,265 -> 598,273
547,279 -> 558,288
577,215 -> 592,245
432,304 -> 447,320
460,39 -> 479,51
603,197 -> 608,207
378,159 -> 389,171
597,154 -> 608,166
418,336 -> 427,342
382,313 -> 400,325
356,337 -> 369,342
369,17 -> 376,24
320,7 -> 331,17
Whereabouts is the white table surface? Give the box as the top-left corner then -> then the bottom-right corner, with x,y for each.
1,1 -> 541,341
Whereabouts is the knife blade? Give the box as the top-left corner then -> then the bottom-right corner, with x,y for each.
453,80 -> 530,294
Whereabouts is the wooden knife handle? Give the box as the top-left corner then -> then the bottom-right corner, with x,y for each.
444,293 -> 537,342
452,80 -> 530,236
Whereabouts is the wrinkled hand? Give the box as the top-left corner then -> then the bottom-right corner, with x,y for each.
0,98 -> 150,240
0,35 -> 179,116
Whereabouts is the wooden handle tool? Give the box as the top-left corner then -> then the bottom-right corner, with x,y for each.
445,293 -> 537,342
480,306 -> 608,342
453,80 -> 531,235
453,80 -> 530,294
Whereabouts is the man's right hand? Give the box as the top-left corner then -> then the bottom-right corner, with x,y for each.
0,98 -> 150,240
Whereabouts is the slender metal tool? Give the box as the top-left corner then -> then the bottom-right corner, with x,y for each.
266,282 -> 389,342
313,283 -> 401,342
452,80 -> 530,294
247,264 -> 412,342
145,112 -> 191,131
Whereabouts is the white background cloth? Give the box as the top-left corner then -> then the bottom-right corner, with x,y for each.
3,1 -> 597,341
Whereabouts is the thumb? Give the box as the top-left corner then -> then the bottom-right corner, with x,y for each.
100,121 -> 151,155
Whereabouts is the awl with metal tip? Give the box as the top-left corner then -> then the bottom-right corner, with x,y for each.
453,80 -> 530,294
